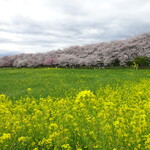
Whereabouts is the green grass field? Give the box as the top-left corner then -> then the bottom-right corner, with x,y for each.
0,68 -> 150,99
0,68 -> 150,150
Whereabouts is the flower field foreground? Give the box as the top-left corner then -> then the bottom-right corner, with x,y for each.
0,79 -> 150,150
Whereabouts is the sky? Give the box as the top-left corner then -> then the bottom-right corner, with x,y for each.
0,0 -> 150,57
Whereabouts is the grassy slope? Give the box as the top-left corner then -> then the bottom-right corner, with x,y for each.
0,68 -> 150,99
0,68 -> 150,149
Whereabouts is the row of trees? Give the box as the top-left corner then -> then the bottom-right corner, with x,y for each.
0,33 -> 150,68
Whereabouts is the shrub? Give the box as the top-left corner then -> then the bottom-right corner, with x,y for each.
111,59 -> 120,66
134,56 -> 149,66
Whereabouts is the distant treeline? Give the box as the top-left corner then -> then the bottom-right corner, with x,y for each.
0,33 -> 150,68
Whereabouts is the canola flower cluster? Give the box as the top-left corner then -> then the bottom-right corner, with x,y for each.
0,79 -> 150,150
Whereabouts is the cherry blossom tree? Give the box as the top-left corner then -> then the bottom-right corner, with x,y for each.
0,33 -> 150,68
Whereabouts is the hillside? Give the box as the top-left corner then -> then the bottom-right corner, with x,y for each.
0,33 -> 150,68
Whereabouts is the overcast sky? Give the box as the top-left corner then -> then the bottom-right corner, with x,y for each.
0,0 -> 150,57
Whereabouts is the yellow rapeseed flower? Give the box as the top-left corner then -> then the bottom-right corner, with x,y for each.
0,133 -> 11,143
18,136 -> 28,142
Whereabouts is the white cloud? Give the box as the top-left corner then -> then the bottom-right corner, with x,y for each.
0,0 -> 150,56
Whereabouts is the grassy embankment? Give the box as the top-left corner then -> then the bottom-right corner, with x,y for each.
0,68 -> 150,149
0,68 -> 150,99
